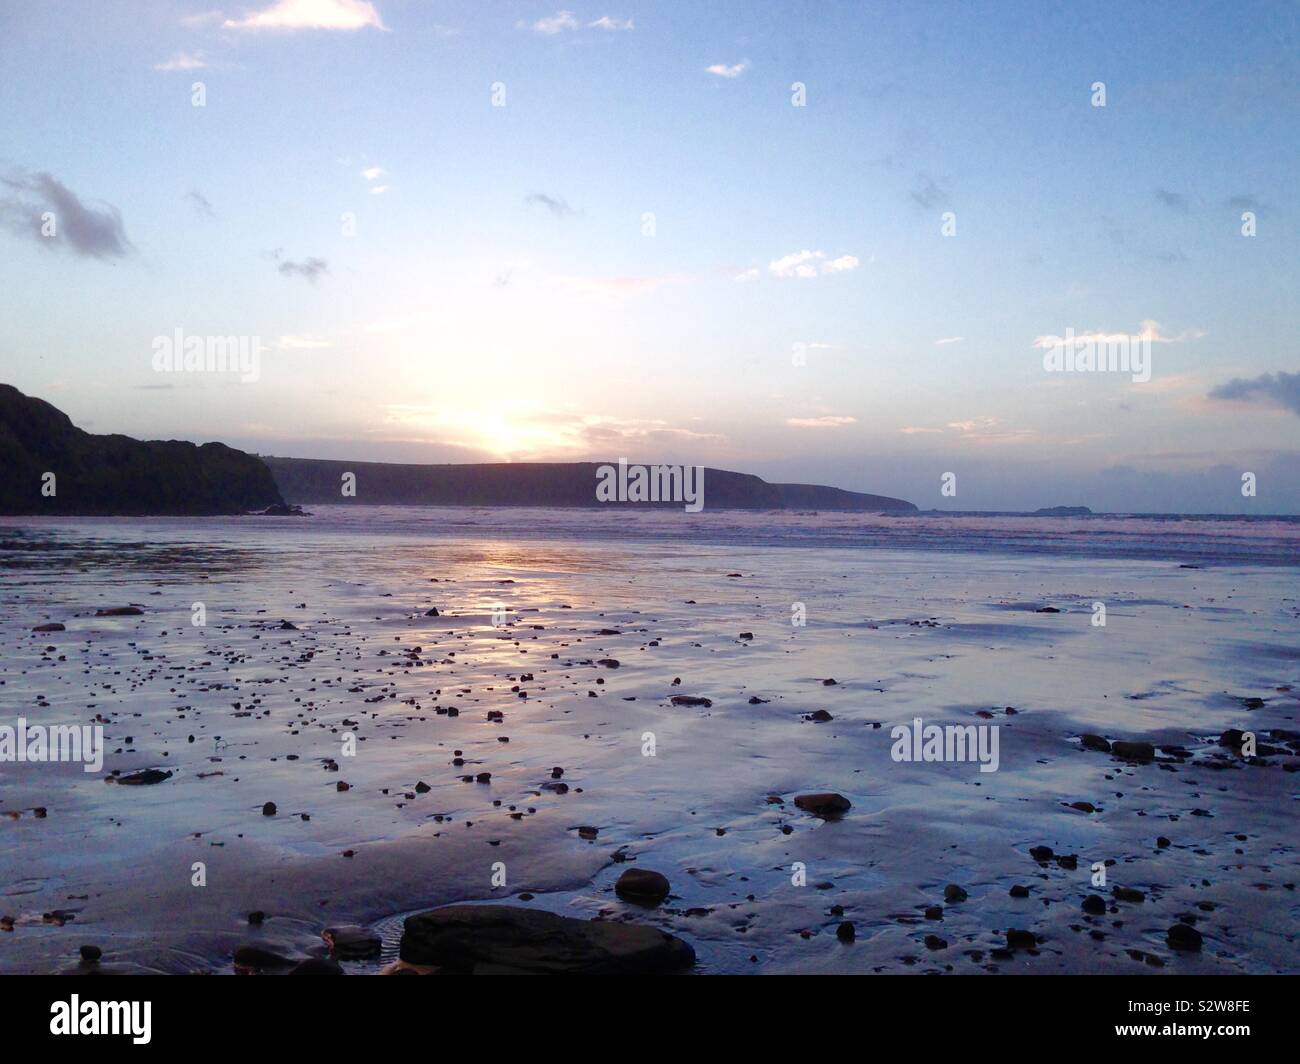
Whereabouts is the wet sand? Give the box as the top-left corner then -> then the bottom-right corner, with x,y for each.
1,515 -> 1297,973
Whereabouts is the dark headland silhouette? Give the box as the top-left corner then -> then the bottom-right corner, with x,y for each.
0,384 -> 282,515
0,385 -> 917,515
263,457 -> 918,511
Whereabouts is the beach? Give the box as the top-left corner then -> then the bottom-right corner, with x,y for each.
1,507 -> 1297,974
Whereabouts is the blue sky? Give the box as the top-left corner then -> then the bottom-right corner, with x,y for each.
1,0 -> 1297,512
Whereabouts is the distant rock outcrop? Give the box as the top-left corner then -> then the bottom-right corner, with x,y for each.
1033,506 -> 1092,516
263,456 -> 917,512
0,384 -> 283,515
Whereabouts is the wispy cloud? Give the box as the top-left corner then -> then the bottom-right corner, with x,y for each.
934,336 -> 964,345
768,250 -> 860,279
0,170 -> 133,259
275,254 -> 329,283
1208,371 -> 1300,417
706,60 -> 749,78
526,10 -> 580,34
187,190 -> 216,218
911,174 -> 949,210
361,166 -> 387,181
786,416 -> 858,428
1155,188 -> 1189,213
274,334 -> 332,350
1033,320 -> 1205,349
154,51 -> 208,71
589,16 -> 633,31
223,0 -> 386,32
525,192 -> 575,218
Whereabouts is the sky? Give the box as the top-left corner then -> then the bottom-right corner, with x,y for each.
0,0 -> 1297,513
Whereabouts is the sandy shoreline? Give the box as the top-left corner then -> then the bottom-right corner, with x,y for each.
1,517 -> 1297,973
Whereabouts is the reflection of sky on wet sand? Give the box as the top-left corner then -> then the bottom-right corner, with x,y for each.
0,515 -> 1297,974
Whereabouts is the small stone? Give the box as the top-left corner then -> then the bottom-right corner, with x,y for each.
1009,885 -> 1030,898
615,869 -> 671,906
943,884 -> 967,903
836,921 -> 856,943
1167,923 -> 1203,951
79,945 -> 102,962
261,801 -> 277,816
1082,894 -> 1107,915
1111,741 -> 1155,762
1080,734 -> 1111,752
1006,928 -> 1037,950
793,793 -> 851,818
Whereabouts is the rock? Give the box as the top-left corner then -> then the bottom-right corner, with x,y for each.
425,608 -> 440,617
1082,894 -> 1107,915
836,922 -> 855,943
738,632 -> 754,640
399,905 -> 695,974
1035,606 -> 1060,613
277,620 -> 298,630
1218,728 -> 1246,750
806,709 -> 833,722
1009,885 -> 1030,898
1167,923 -> 1203,951
577,826 -> 599,840
1069,801 -> 1096,813
597,658 -> 620,668
1005,928 -> 1037,950
822,678 -> 838,686
247,911 -> 266,925
615,869 -> 671,906
943,884 -> 968,903
924,934 -> 948,950
255,503 -> 310,517
79,945 -> 102,962
95,606 -> 144,616
32,622 -> 65,632
1112,886 -> 1145,903
793,793 -> 851,818
323,925 -> 382,959
233,945 -> 296,970
1111,741 -> 1155,762
1080,734 -> 1111,752
670,695 -> 712,707
925,906 -> 943,920
261,801 -> 277,816
115,768 -> 172,786
289,957 -> 344,975
1029,845 -> 1054,862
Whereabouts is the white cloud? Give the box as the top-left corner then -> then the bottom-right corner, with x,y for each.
934,336 -> 964,345
706,60 -> 749,78
731,267 -> 760,282
154,51 -> 208,71
223,0 -> 386,32
768,249 -> 860,279
361,166 -> 387,181
528,10 -> 580,34
369,184 -> 389,195
786,416 -> 858,428
274,334 -> 332,350
1033,320 -> 1206,349
589,16 -> 634,30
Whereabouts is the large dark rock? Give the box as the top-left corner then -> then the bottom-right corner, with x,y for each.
399,905 -> 695,974
0,384 -> 283,515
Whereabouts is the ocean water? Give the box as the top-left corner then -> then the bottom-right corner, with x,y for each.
1,507 -> 1297,974
3,505 -> 1298,565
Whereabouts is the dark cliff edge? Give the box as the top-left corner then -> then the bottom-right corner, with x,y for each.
0,384 -> 284,515
263,456 -> 918,512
